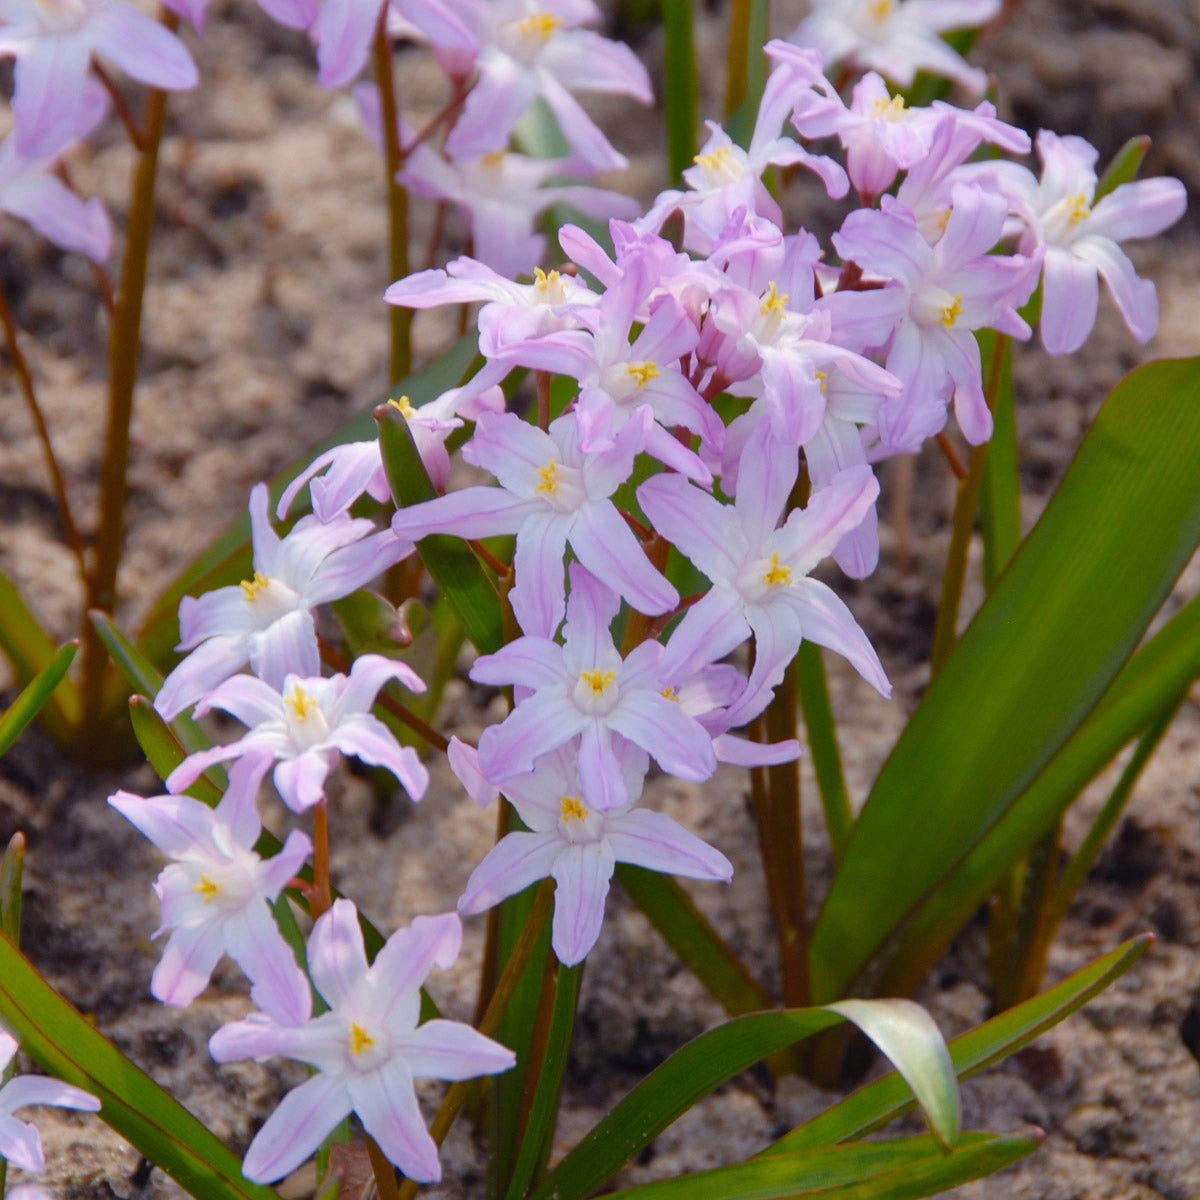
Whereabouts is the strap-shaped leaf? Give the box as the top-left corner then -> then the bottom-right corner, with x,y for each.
378,403 -> 504,654
0,928 -> 278,1200
137,335 -> 480,667
0,640 -> 77,756
601,1132 -> 1039,1200
810,357 -> 1200,1002
0,569 -> 80,739
769,935 -> 1148,1154
529,998 -> 958,1200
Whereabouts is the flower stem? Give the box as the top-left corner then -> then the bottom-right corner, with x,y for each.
0,287 -> 87,577
373,13 -> 411,383
78,26 -> 176,744
366,1134 -> 402,1200
749,655 -> 809,1011
92,61 -> 146,151
311,800 -> 333,920
536,370 -> 551,431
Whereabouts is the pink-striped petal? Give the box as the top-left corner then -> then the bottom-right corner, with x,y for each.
242,1073 -> 349,1183
550,842 -> 615,965
605,808 -> 732,881
347,1063 -> 441,1182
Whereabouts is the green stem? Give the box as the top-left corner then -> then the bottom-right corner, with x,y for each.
366,1134 -> 402,1200
796,641 -> 853,864
79,32 -> 175,742
396,879 -> 555,1200
750,656 -> 808,1009
928,444 -> 986,679
373,14 -> 411,383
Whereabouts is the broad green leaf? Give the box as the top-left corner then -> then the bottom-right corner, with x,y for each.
879,588 -> 1200,998
0,569 -> 79,738
137,335 -> 480,668
810,357 -> 1200,1003
378,403 -> 504,655
0,929 -> 279,1200
771,936 -> 1148,1154
0,832 -> 23,943
660,0 -> 699,182
0,640 -> 77,756
602,1133 -> 1038,1200
529,999 -> 957,1200
616,863 -> 771,1017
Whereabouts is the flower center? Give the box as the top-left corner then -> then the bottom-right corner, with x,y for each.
517,11 -> 561,37
193,874 -> 220,903
285,684 -> 317,722
560,794 -> 586,823
692,144 -> 744,187
869,93 -> 907,121
940,294 -> 964,328
240,570 -> 270,601
581,668 -> 615,695
866,0 -> 894,22
388,395 -> 418,419
536,459 -> 559,494
1065,192 -> 1090,225
762,551 -> 792,587
760,281 -> 788,317
348,1022 -> 376,1056
626,361 -> 660,388
661,686 -> 679,701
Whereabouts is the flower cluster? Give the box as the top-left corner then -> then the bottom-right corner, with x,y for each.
99,0 -> 1187,1190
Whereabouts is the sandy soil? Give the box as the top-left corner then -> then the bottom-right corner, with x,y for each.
1,1 -> 1200,1197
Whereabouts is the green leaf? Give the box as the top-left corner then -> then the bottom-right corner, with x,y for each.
601,1133 -> 1039,1200
1096,135 -> 1151,201
724,0 -> 768,144
0,569 -> 80,739
770,936 -> 1148,1153
978,331 -> 1020,590
137,334 -> 480,668
0,832 -> 24,944
503,960 -> 582,1200
0,928 -> 279,1200
378,403 -> 504,655
0,640 -> 77,756
879,587 -> 1200,998
529,999 -> 958,1200
809,357 -> 1200,1003
616,863 -> 770,1017
89,612 -> 213,757
660,0 -> 699,182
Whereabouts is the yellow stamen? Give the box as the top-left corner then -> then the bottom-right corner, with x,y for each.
760,281 -> 789,316
580,668 -> 616,695
762,551 -> 792,587
388,395 -> 418,419
1066,192 -> 1090,225
535,459 -> 559,494
348,1022 -> 376,1056
868,0 -> 893,19
936,207 -> 952,234
517,11 -> 561,37
481,149 -> 507,167
240,570 -> 269,600
815,370 -> 828,393
286,686 -> 316,722
661,686 -> 679,701
941,294 -> 964,328
626,361 -> 660,388
560,794 -> 586,823
868,93 -> 906,119
533,267 -> 560,292
193,874 -> 219,902
693,145 -> 731,171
